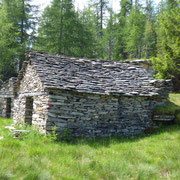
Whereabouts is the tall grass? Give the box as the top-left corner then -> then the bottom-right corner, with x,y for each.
0,118 -> 180,179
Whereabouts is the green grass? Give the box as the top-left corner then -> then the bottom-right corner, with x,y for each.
153,94 -> 180,122
1,118 -> 180,179
169,93 -> 180,106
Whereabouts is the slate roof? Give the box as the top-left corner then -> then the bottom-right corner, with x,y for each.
18,51 -> 172,98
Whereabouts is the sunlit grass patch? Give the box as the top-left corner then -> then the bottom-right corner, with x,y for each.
153,94 -> 180,123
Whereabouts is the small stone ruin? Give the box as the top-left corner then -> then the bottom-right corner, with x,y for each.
10,51 -> 172,137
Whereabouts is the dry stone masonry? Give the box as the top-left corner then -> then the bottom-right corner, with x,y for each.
12,51 -> 172,137
0,77 -> 17,118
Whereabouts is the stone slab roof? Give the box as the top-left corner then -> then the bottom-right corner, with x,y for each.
18,51 -> 172,98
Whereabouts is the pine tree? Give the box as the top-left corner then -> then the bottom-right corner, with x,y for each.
16,0 -> 38,70
34,0 -> 95,58
34,0 -> 74,55
88,0 -> 109,58
126,2 -> 145,59
152,0 -> 180,79
0,0 -> 37,80
143,0 -> 157,58
105,9 -> 116,61
113,0 -> 132,60
0,1 -> 17,80
91,0 -> 109,37
76,9 -> 96,58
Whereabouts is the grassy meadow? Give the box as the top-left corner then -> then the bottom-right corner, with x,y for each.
0,93 -> 179,179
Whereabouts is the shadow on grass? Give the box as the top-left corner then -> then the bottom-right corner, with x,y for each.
153,101 -> 180,115
58,125 -> 180,149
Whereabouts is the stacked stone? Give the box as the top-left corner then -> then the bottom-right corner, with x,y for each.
27,51 -> 172,98
45,90 -> 168,137
0,77 -> 17,117
12,51 -> 173,137
13,64 -> 48,132
153,115 -> 175,121
47,90 -> 119,137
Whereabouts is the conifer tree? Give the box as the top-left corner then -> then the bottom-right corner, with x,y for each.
126,2 -> 145,59
0,0 -> 37,80
105,9 -> 115,61
113,0 -> 132,60
143,0 -> 157,58
0,0 -> 18,80
152,0 -> 180,79
34,0 -> 95,57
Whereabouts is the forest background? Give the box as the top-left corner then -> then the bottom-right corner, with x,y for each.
0,0 -> 179,82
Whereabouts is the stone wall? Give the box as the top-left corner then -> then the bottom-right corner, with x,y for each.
13,95 -> 49,132
13,64 -> 49,132
46,90 -> 166,137
0,77 -> 17,118
118,96 -> 166,135
17,64 -> 44,93
47,90 -> 119,137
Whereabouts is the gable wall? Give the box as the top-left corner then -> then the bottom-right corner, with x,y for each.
18,64 -> 44,93
13,64 -> 48,132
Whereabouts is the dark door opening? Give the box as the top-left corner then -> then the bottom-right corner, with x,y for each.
25,97 -> 33,125
6,98 -> 11,118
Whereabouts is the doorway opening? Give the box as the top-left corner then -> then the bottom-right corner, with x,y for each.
25,97 -> 33,125
6,98 -> 11,118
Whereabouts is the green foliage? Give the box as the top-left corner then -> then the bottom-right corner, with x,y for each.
153,0 -> 180,79
112,0 -> 131,60
152,57 -> 169,79
126,5 -> 145,59
143,0 -> 157,59
0,0 -> 38,80
112,0 -> 157,60
0,0 -> 18,80
1,118 -> 180,179
47,126 -> 58,141
34,0 -> 95,58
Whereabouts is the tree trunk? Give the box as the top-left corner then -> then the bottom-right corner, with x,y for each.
100,0 -> 103,30
100,0 -> 103,37
58,0 -> 63,55
108,39 -> 112,61
19,0 -> 25,70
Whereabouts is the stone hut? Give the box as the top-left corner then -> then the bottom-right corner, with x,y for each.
0,77 -> 17,118
13,52 -> 172,137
